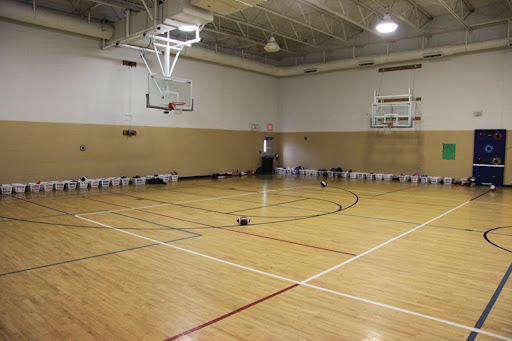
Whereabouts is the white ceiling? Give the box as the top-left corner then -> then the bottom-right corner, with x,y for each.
7,0 -> 512,66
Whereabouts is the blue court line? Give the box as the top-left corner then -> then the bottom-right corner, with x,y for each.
0,235 -> 199,277
113,212 -> 202,237
466,261 -> 512,341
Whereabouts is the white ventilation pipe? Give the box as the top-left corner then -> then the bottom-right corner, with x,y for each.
0,0 -> 113,39
275,38 -> 511,77
179,38 -> 510,77
179,46 -> 280,75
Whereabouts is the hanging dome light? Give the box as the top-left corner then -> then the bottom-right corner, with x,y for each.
264,36 -> 280,53
376,13 -> 398,33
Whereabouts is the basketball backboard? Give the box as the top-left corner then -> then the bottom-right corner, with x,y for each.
147,74 -> 193,111
371,102 -> 413,128
371,88 -> 415,128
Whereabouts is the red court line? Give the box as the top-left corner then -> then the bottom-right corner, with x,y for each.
165,284 -> 300,341
86,197 -> 212,228
222,228 -> 357,256
470,189 -> 493,201
86,197 -> 357,255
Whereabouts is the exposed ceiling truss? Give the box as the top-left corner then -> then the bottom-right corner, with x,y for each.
199,0 -> 435,59
438,0 -> 475,28
5,0 -> 512,67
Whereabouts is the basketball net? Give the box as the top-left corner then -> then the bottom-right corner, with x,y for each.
169,102 -> 185,115
383,122 -> 393,135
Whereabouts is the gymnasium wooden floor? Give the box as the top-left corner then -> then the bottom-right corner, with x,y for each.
1,175 -> 511,340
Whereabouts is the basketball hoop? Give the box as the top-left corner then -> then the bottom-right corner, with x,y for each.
382,122 -> 393,135
169,102 -> 185,115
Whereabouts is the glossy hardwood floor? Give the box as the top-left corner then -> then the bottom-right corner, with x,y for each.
1,176 -> 511,340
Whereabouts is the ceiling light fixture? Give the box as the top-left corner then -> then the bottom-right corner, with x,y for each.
264,36 -> 280,53
376,13 -> 398,33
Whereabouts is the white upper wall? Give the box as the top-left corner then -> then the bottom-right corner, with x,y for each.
0,20 -> 279,131
1,20 -> 511,133
278,49 -> 512,132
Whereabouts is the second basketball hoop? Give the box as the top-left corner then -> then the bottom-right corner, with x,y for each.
169,102 -> 186,115
382,122 -> 393,135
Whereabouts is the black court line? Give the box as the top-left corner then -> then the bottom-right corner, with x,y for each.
173,202 -> 320,219
223,196 -> 328,211
0,235 -> 199,277
221,190 -> 315,202
339,212 -> 420,225
114,187 -> 344,219
428,224 -> 512,237
113,212 -> 202,238
114,190 -> 210,205
0,213 -> 70,224
0,184 -> 357,231
366,196 -> 456,208
466,261 -> 512,341
0,193 -> 201,276
100,191 -> 314,219
483,226 -> 512,253
199,184 -> 261,193
8,193 -> 151,217
224,198 -> 309,214
13,196 -> 72,215
339,212 -> 512,237
373,185 -> 416,197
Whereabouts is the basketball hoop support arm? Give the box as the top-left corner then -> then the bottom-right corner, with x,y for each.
140,52 -> 164,97
142,27 -> 200,78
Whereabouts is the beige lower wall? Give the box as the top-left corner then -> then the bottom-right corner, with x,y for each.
1,121 -> 510,186
0,121 -> 277,183
279,130 -> 512,185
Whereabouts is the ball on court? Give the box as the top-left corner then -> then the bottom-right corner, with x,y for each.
237,216 -> 250,225
320,181 -> 327,187
490,185 -> 496,191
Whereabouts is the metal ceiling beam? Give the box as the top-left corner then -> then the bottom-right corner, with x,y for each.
202,26 -> 294,54
403,0 -> 433,20
253,4 -> 348,43
87,0 -> 144,11
438,0 -> 474,29
298,0 -> 381,36
80,2 -> 101,15
213,14 -> 320,48
505,0 -> 512,10
469,17 -> 512,29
